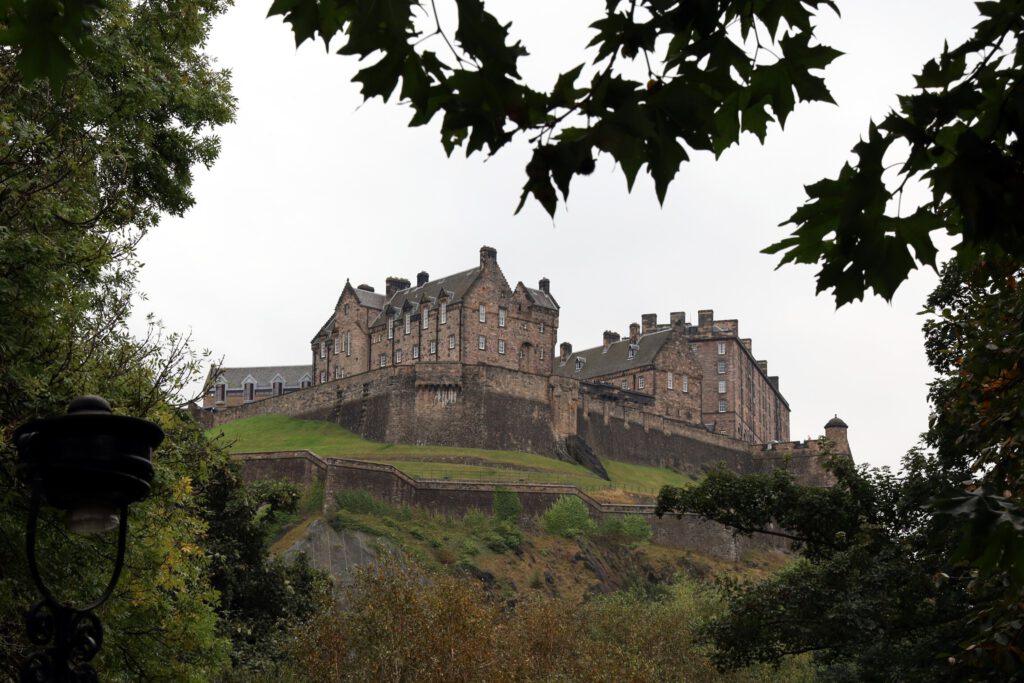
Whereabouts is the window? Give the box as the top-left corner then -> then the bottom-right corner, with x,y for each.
379,354 -> 387,367
540,322 -> 545,334
413,345 -> 420,359
498,307 -> 506,327
479,304 -> 486,323
388,315 -> 395,339
301,378 -> 312,389
498,339 -> 506,354
667,372 -> 674,389
334,337 -> 340,354
273,381 -> 283,396
320,370 -> 327,384
627,345 -> 637,360
345,332 -> 352,356
683,375 -> 689,393
333,367 -> 340,380
320,342 -> 326,358
621,380 -> 628,389
430,340 -> 437,355
717,360 -> 726,374
478,335 -> 486,350
718,380 -> 726,394
395,350 -> 403,363
440,302 -> 447,324
717,341 -> 726,355
638,376 -> 646,389
422,306 -> 429,329
540,348 -> 545,360
718,399 -> 727,413
449,335 -> 456,350
575,357 -> 584,371
343,303 -> 349,315
244,382 -> 254,401
404,313 -> 411,334
215,384 -> 226,403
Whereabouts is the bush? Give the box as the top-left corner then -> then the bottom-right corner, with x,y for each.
493,488 -> 523,523
540,496 -> 595,538
334,489 -> 390,516
592,515 -> 653,546
482,522 -> 522,553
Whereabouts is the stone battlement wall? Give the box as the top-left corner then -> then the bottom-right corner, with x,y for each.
232,451 -> 788,562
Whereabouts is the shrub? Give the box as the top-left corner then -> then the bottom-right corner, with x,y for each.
482,522 -> 522,553
493,487 -> 523,523
540,495 -> 595,538
592,514 -> 653,546
334,489 -> 390,516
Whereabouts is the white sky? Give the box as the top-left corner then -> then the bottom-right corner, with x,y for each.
132,1 -> 981,471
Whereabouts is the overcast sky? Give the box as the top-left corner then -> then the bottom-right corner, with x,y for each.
132,1 -> 981,470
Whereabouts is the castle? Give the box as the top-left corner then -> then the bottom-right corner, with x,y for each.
203,247 -> 847,482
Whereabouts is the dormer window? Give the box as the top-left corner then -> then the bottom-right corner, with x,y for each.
215,383 -> 226,403
404,312 -> 411,334
243,382 -> 255,402
422,306 -> 429,329
627,345 -> 637,360
440,301 -> 447,324
575,357 -> 584,371
273,380 -> 283,396
388,315 -> 395,339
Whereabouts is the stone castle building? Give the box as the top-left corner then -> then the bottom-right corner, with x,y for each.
203,246 -> 846,483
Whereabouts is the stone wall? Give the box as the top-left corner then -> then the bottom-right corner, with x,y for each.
231,451 -> 787,562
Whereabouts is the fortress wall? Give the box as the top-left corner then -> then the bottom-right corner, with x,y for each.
231,451 -> 785,561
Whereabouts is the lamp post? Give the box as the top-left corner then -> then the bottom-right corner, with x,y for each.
14,396 -> 163,683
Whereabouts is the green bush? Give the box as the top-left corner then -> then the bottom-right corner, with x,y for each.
540,495 -> 595,538
592,515 -> 653,546
482,522 -> 522,553
335,489 -> 391,516
492,488 -> 523,523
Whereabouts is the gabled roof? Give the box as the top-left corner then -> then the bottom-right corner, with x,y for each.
554,329 -> 673,380
342,280 -> 385,309
312,313 -> 335,342
210,365 -> 312,389
524,286 -> 559,311
369,267 -> 481,327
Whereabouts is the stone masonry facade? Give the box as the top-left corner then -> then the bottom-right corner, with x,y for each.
201,246 -> 850,486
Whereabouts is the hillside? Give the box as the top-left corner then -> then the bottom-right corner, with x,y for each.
208,414 -> 695,501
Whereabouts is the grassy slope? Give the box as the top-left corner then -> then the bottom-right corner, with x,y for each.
209,414 -> 693,497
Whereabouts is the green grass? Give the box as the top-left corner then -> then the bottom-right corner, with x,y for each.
209,415 -> 693,496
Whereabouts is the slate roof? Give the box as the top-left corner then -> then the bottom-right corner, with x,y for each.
313,313 -> 335,341
524,286 -> 559,311
825,415 -> 848,429
369,267 -> 481,327
554,329 -> 673,380
353,286 -> 385,309
211,365 -> 312,389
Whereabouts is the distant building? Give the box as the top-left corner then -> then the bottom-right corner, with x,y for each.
202,365 -> 311,408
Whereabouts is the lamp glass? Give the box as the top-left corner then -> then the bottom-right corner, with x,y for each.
65,505 -> 120,535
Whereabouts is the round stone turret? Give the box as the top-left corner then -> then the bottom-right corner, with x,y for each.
824,415 -> 850,454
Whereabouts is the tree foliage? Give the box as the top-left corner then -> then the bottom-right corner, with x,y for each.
656,259 -> 1024,680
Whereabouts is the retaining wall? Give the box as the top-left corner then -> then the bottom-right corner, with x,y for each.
233,450 -> 788,562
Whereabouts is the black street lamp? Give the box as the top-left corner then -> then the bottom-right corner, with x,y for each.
14,396 -> 164,683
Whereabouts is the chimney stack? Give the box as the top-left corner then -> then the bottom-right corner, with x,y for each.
669,311 -> 686,327
641,313 -> 657,334
602,330 -> 620,350
357,284 -> 375,292
538,277 -> 550,293
628,323 -> 640,343
480,245 -> 497,268
756,360 -> 768,374
559,342 -> 572,363
741,338 -> 752,353
417,271 -> 429,286
697,309 -> 713,329
386,276 -> 411,297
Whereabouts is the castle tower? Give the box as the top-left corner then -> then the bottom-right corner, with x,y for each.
824,415 -> 850,455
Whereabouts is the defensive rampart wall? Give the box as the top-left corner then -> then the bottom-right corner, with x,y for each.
233,451 -> 789,562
